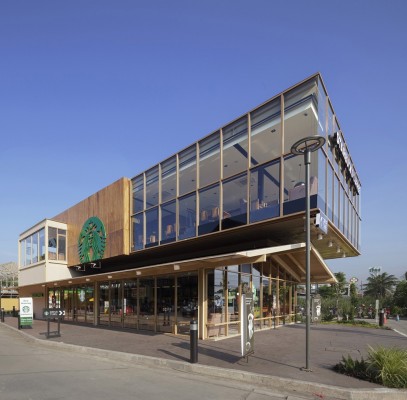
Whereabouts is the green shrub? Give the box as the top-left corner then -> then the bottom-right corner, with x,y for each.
334,354 -> 372,381
367,346 -> 407,388
335,346 -> 407,388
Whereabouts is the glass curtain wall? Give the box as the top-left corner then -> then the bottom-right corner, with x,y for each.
198,184 -> 220,235
206,263 -> 297,338
249,161 -> 280,223
199,132 -> 220,188
130,74 -> 361,252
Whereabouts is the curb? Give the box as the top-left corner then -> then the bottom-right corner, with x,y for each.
3,323 -> 406,400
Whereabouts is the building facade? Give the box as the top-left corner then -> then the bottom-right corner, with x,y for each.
18,73 -> 361,339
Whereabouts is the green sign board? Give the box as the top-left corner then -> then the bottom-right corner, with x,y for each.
19,297 -> 33,328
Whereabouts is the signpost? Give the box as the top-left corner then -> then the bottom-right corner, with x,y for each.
240,293 -> 254,359
19,297 -> 33,328
43,308 -> 65,338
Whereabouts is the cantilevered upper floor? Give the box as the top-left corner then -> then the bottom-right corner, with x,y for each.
131,73 -> 361,260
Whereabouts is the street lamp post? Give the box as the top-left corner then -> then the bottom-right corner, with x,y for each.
291,135 -> 325,372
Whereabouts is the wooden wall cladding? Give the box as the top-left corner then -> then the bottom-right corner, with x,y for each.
52,177 -> 131,266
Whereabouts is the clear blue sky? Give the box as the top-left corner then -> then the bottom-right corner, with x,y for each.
1,1 -> 406,286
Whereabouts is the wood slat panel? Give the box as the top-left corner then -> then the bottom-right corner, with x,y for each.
52,177 -> 131,266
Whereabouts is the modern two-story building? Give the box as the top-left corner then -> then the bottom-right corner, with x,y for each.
18,73 -> 361,339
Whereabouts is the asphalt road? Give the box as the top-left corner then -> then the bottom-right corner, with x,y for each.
0,325 -> 309,400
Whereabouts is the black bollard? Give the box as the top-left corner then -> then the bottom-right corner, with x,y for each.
190,320 -> 198,363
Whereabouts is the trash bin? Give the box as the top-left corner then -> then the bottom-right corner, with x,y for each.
379,309 -> 385,327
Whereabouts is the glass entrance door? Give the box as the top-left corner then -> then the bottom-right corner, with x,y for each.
157,276 -> 175,333
177,273 -> 198,334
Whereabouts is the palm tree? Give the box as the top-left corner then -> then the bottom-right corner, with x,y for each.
363,272 -> 398,300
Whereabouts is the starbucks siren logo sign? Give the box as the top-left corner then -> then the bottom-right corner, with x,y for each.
78,217 -> 106,263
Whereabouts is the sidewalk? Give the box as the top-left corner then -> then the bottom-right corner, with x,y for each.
3,316 -> 406,400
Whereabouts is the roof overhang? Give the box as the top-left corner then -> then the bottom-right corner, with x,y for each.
31,243 -> 336,289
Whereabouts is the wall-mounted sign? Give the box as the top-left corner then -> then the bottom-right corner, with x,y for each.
78,216 -> 107,263
315,212 -> 328,235
32,293 -> 44,298
331,132 -> 361,194
19,297 -> 33,327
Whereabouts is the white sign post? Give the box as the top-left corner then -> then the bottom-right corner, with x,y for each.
19,297 -> 33,328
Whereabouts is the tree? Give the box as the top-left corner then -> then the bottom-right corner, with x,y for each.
350,282 -> 358,308
363,272 -> 398,300
332,272 -> 347,308
393,281 -> 407,310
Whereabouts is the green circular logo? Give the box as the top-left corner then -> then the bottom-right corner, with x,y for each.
78,217 -> 106,263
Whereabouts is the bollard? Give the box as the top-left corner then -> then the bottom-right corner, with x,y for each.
18,313 -> 21,330
379,309 -> 384,327
190,320 -> 198,363
1,308 -> 4,323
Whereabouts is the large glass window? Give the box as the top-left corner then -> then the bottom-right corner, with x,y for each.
25,236 -> 32,265
283,153 -> 318,215
132,174 -> 144,213
223,117 -> 248,179
48,227 -> 57,260
161,201 -> 176,244
199,132 -> 220,188
157,276 -> 175,333
327,164 -> 333,221
178,193 -> 196,240
177,273 -> 198,334
179,145 -> 196,196
222,173 -> 248,229
198,184 -> 220,235
161,156 -> 176,203
327,104 -> 334,160
98,282 -> 110,326
32,232 -> 38,263
317,78 -> 327,138
110,281 -> 123,327
207,268 -> 226,338
250,98 -> 281,166
123,280 -> 137,328
317,149 -> 326,214
334,177 -> 339,227
132,213 -> 144,250
57,229 -> 66,261
145,207 -> 158,247
284,78 -> 318,154
227,266 -> 240,335
145,166 -> 159,209
39,228 -> 45,261
139,277 -> 155,331
250,161 -> 280,223
253,265 -> 261,327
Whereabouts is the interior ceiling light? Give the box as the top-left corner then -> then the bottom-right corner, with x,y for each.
342,253 -> 346,258
136,271 -> 142,276
174,264 -> 180,271
328,241 -> 333,248
336,246 -> 341,253
317,233 -> 323,240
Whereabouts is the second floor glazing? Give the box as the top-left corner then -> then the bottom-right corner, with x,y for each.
131,74 -> 361,254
